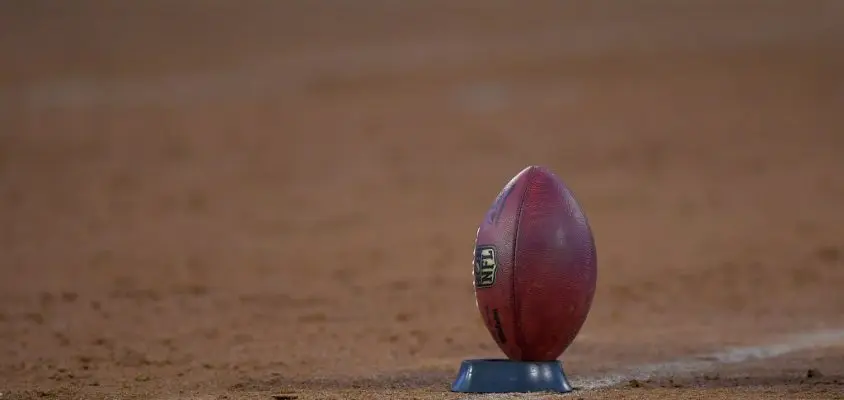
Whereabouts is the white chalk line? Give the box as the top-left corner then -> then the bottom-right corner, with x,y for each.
458,329 -> 844,398
572,329 -> 844,391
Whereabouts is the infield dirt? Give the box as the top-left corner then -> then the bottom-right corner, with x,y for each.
1,1 -> 844,399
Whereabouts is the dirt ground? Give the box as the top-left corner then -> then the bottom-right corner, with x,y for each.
2,1 -> 844,399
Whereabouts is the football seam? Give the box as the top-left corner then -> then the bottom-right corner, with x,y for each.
510,166 -> 535,359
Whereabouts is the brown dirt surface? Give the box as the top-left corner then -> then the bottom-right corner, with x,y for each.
2,1 -> 844,399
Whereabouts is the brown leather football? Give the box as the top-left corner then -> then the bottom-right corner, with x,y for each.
473,165 -> 597,361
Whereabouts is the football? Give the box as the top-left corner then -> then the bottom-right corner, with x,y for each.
473,165 -> 597,361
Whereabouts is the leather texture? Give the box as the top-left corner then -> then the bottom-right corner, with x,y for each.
474,166 -> 597,361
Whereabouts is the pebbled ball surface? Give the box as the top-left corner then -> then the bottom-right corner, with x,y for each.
473,165 -> 597,361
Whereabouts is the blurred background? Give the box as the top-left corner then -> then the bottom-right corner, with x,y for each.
1,0 -> 843,397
